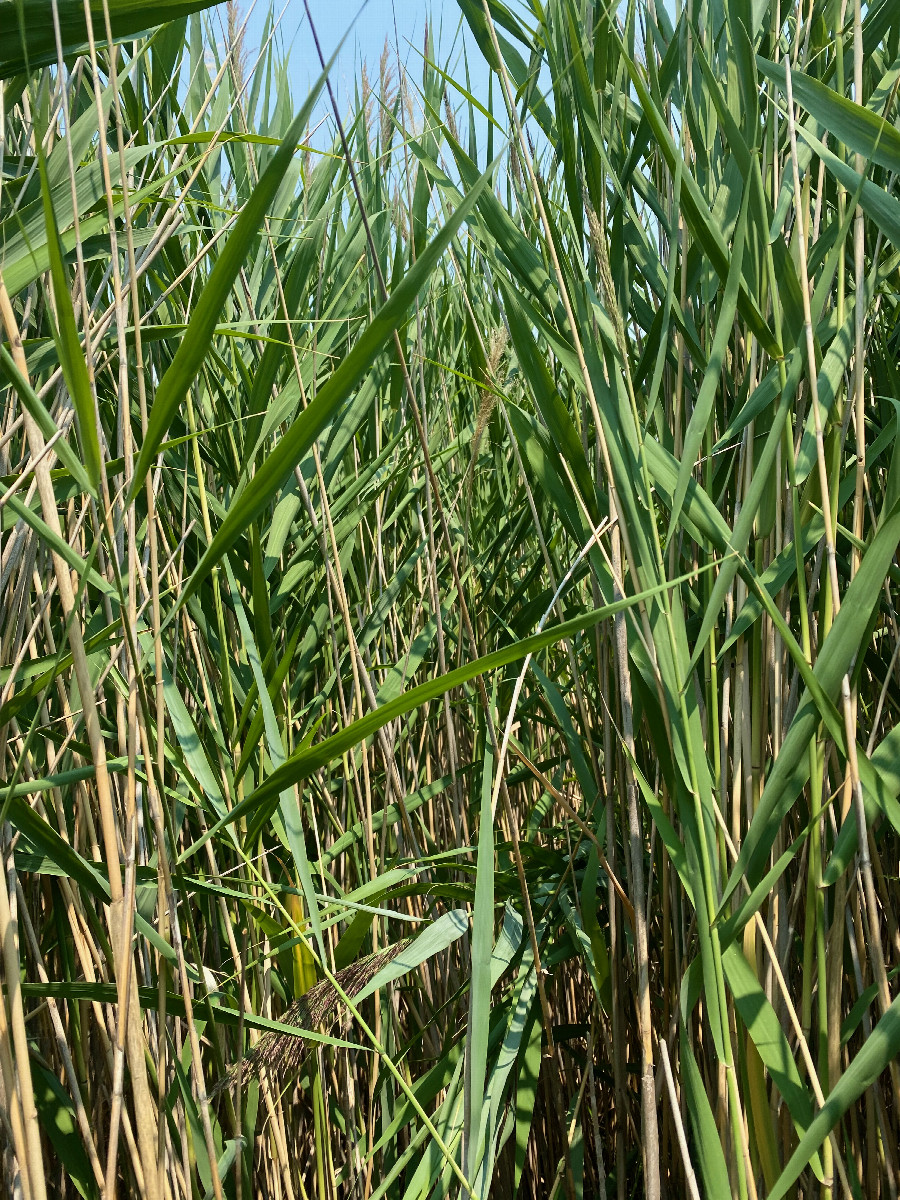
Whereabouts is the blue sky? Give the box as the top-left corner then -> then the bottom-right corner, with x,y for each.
239,1 -> 494,126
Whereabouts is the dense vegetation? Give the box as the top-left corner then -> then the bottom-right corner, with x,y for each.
1,0 -> 899,1196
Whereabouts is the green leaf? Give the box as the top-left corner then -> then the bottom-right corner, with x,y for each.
20,980 -> 356,1047
757,55 -> 900,176
0,345 -> 93,493
465,743 -> 495,1177
668,184 -> 748,542
0,484 -> 115,599
37,148 -> 101,491
33,1065 -> 99,1200
680,1029 -> 731,1200
355,909 -> 470,1003
796,126 -> 900,249
223,558 -> 326,962
767,993 -> 900,1200
722,944 -> 823,1179
0,0 -> 221,79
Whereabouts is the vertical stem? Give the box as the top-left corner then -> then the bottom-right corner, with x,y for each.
611,520 -> 661,1200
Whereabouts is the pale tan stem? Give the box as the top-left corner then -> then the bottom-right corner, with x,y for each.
0,845 -> 47,1200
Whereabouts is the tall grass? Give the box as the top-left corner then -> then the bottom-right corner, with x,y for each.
1,0 -> 899,1196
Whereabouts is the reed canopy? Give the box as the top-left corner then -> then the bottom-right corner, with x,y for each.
1,1 -> 899,1197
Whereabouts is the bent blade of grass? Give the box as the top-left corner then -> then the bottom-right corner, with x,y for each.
767,992 -> 900,1200
758,54 -> 900,176
182,560 -> 720,857
355,910 -> 470,1005
0,0 -> 222,78
0,344 -> 93,493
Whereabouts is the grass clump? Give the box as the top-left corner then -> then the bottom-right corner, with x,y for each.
1,1 -> 899,1197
